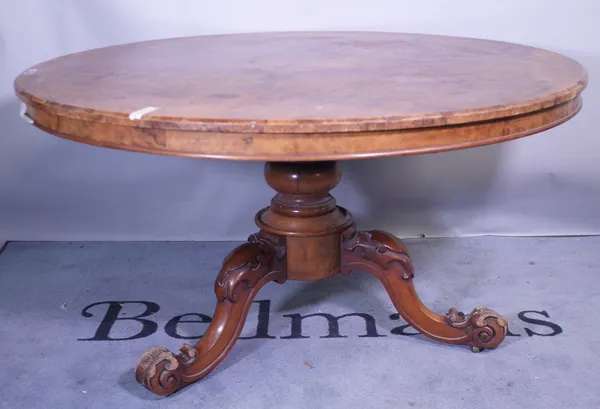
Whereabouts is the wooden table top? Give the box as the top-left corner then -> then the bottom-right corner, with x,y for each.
15,32 -> 587,161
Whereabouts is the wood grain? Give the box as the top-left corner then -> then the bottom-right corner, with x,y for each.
15,32 -> 587,161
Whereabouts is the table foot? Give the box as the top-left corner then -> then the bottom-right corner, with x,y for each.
341,229 -> 508,350
135,233 -> 286,396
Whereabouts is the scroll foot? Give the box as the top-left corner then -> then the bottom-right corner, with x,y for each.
135,347 -> 185,396
447,306 -> 508,350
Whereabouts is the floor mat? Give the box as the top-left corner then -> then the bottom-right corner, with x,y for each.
1,237 -> 599,408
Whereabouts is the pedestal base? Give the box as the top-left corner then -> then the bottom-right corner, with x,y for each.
135,161 -> 508,396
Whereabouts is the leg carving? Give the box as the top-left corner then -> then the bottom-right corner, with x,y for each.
135,232 -> 286,395
447,306 -> 508,351
341,228 -> 507,350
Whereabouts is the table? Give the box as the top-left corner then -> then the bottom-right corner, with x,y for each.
15,32 -> 587,396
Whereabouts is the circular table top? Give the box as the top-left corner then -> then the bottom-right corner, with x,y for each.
15,31 -> 587,161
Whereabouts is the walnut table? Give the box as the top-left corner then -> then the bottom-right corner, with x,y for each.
15,32 -> 587,396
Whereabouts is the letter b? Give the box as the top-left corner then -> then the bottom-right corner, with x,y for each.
78,301 -> 159,341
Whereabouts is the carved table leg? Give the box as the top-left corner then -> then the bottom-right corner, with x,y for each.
135,232 -> 286,395
342,228 -> 508,351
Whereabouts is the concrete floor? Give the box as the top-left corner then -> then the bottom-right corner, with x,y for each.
0,237 -> 599,408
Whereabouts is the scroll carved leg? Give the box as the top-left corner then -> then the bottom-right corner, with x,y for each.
341,228 -> 507,351
135,232 -> 286,396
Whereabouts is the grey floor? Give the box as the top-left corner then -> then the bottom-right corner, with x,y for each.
1,237 -> 599,409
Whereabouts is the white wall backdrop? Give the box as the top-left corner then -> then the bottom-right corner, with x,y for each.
1,0 -> 599,241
